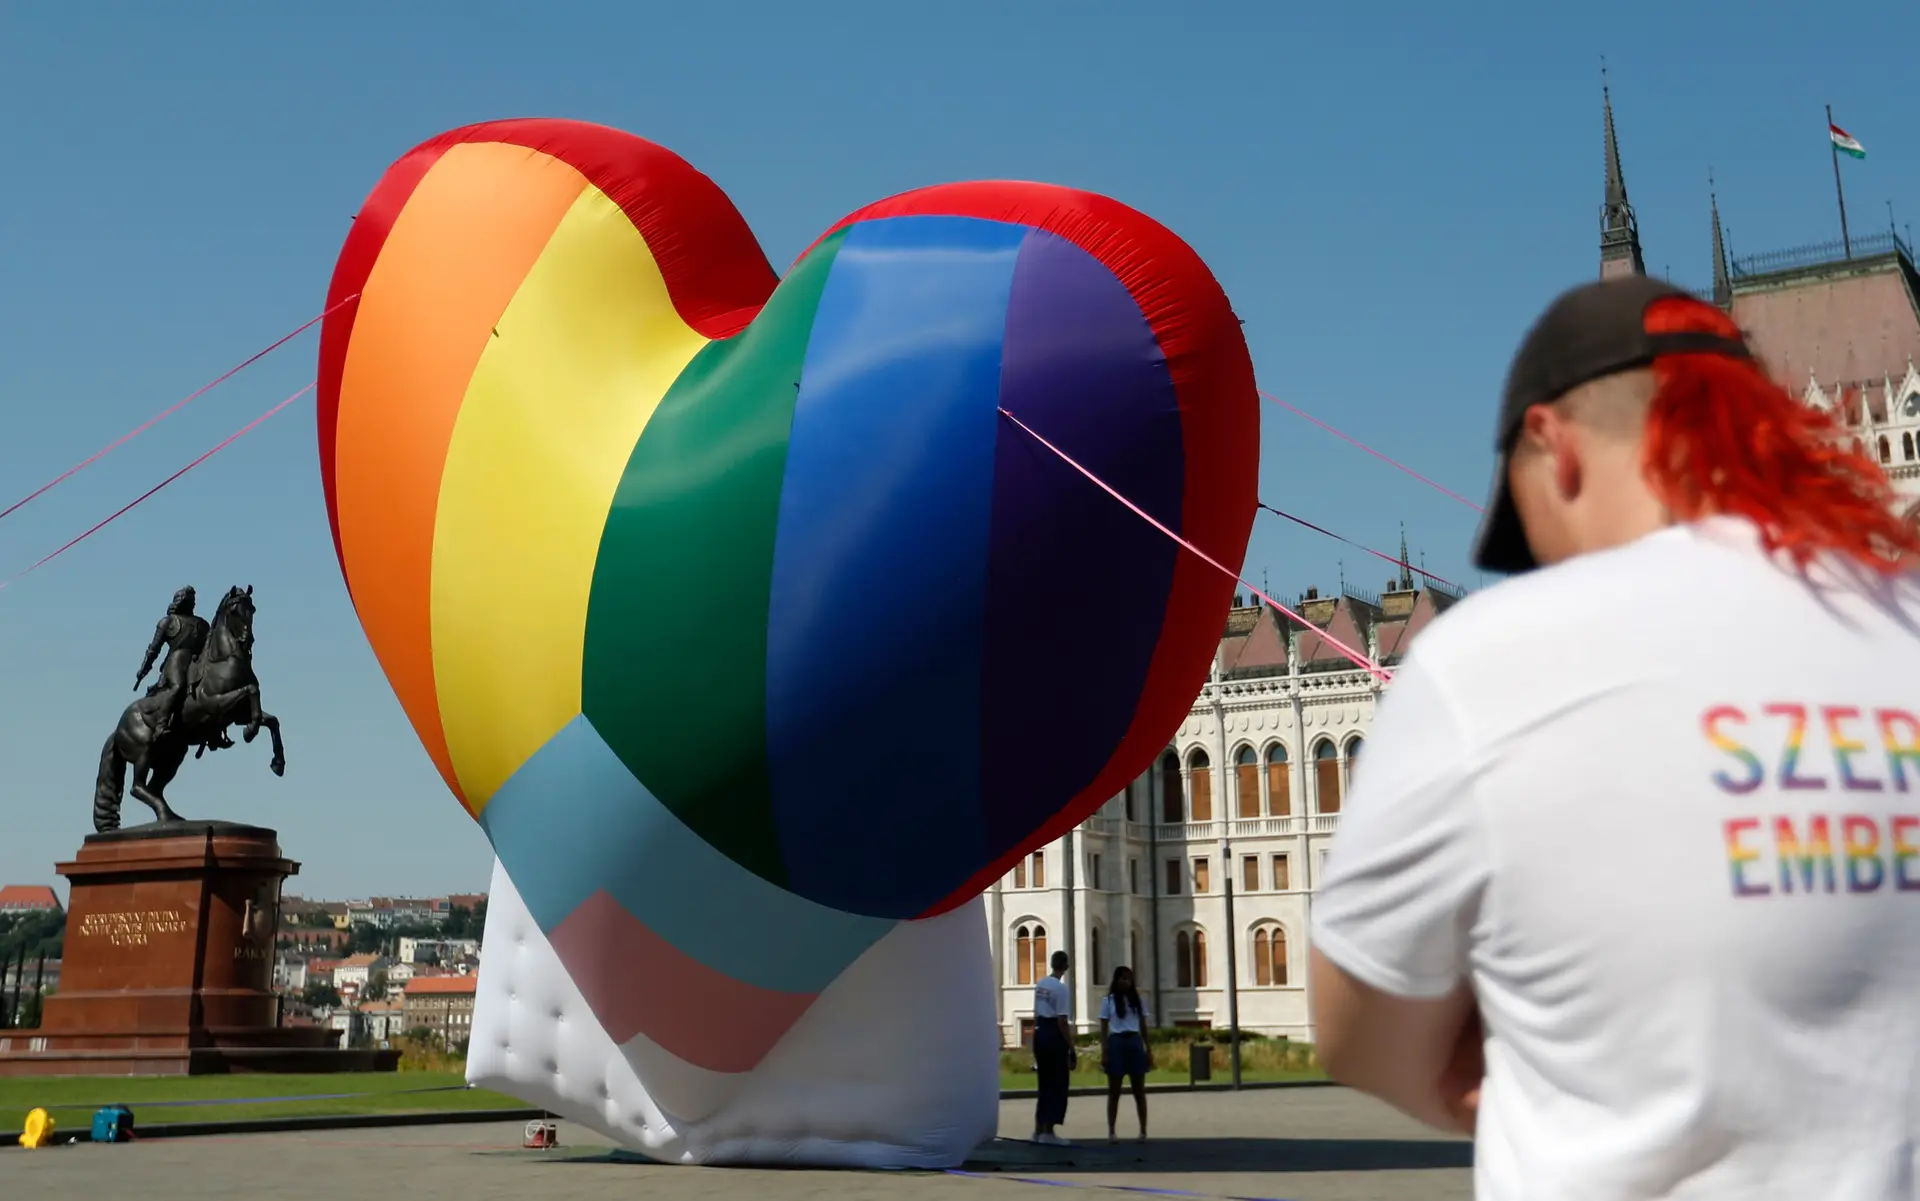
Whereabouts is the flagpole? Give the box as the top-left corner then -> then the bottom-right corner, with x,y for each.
1828,104 -> 1853,259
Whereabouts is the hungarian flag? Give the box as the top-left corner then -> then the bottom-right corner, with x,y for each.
1830,123 -> 1866,159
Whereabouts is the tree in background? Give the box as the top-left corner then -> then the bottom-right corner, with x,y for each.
0,910 -> 65,963
301,981 -> 342,1010
442,901 -> 488,941
363,970 -> 390,1002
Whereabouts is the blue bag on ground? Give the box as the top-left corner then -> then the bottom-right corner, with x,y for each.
90,1105 -> 133,1143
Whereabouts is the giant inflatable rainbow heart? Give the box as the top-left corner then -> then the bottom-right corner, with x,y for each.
317,118 -> 1255,1086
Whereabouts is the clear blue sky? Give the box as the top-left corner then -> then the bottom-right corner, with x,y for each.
1,0 -> 1914,898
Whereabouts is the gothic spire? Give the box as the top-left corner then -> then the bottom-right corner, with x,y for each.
1397,524 -> 1413,591
1710,172 -> 1732,307
1600,67 -> 1646,280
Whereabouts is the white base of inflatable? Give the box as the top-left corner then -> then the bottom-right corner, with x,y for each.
466,859 -> 1001,1167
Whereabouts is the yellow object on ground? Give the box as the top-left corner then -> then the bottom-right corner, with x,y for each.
19,1106 -> 54,1148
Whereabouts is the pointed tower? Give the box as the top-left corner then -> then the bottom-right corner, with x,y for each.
1600,73 -> 1646,280
1397,525 -> 1413,591
1710,174 -> 1732,307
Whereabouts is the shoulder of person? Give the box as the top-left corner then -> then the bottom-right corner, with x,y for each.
1412,548 -> 1663,662
1390,526 -> 1741,713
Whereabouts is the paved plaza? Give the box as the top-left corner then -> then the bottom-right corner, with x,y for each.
5,1086 -> 1472,1201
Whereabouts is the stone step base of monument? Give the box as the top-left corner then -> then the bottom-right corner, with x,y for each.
0,1028 -> 402,1077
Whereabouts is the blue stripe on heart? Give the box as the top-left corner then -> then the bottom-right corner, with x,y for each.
764,215 -> 1026,916
760,216 -> 1184,919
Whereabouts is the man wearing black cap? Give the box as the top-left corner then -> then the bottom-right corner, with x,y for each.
1307,276 -> 1920,1199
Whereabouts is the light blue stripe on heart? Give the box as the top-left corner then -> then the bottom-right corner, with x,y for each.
478,713 -> 893,995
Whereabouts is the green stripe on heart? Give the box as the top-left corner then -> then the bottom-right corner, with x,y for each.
582,228 -> 852,889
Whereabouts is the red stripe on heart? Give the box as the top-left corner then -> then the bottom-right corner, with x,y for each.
546,889 -> 817,1074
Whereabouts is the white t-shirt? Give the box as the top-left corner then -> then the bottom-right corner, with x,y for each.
1033,975 -> 1071,1022
1098,994 -> 1148,1035
1313,518 -> 1920,1201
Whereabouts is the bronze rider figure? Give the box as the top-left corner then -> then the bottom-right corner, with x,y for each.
134,585 -> 209,742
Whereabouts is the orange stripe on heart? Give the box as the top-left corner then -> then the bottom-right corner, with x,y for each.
332,143 -> 590,811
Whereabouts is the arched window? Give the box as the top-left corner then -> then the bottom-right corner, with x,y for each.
1234,746 -> 1260,818
1905,431 -> 1914,462
1266,744 -> 1291,816
1173,927 -> 1209,988
1345,736 -> 1365,789
1188,748 -> 1213,822
1014,923 -> 1049,985
1314,740 -> 1342,814
1090,925 -> 1104,986
1881,435 -> 1893,464
1159,751 -> 1183,824
1252,925 -> 1289,986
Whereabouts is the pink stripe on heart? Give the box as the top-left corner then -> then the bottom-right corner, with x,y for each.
546,890 -> 820,1074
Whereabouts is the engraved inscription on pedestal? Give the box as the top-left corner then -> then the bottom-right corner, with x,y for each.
76,908 -> 191,948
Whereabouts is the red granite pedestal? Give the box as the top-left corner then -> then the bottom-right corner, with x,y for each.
0,821 -> 400,1076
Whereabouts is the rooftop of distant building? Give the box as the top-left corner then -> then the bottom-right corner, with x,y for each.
1219,546 -> 1464,678
0,885 -> 62,911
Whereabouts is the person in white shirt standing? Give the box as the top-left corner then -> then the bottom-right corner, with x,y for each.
1031,950 -> 1075,1144
1098,965 -> 1151,1142
1309,275 -> 1920,1201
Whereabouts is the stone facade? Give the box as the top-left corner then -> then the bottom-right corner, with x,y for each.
1802,363 -> 1920,513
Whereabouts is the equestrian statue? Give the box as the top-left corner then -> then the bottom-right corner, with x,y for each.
94,584 -> 287,833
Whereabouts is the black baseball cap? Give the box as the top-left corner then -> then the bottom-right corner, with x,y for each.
1471,276 -> 1753,574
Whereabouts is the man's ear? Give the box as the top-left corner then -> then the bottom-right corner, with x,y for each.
1521,405 -> 1582,502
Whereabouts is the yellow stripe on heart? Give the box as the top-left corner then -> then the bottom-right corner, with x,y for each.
431,184 -> 712,810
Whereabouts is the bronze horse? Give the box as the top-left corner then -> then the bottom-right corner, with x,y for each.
93,585 -> 286,832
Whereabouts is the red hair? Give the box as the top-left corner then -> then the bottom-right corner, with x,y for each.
1639,295 -> 1920,573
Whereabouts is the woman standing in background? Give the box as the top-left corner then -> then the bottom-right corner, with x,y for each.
1099,966 -> 1150,1142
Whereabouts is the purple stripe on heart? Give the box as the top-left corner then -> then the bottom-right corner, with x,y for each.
977,229 -> 1184,859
